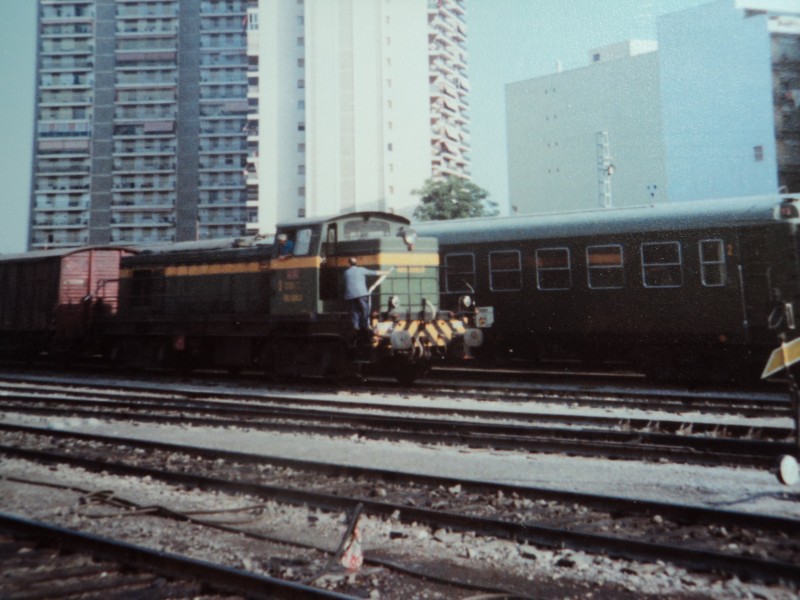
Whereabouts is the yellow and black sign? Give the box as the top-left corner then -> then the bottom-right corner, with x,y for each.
762,337 -> 800,379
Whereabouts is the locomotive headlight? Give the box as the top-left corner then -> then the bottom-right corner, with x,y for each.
459,295 -> 473,310
401,228 -> 417,250
388,295 -> 400,309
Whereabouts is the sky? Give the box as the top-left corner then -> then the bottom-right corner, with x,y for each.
0,0 -> 711,254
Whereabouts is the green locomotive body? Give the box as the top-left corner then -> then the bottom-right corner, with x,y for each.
107,211 -> 487,383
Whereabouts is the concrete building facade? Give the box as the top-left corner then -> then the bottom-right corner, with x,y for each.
30,0 -> 470,250
658,0 -> 800,201
506,0 -> 800,214
506,41 -> 668,214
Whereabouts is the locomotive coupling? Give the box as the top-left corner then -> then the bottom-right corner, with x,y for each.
374,308 -> 491,357
375,316 -> 479,354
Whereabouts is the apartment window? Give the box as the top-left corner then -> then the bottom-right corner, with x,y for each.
298,122 -> 305,131
298,186 -> 305,196
536,248 -> 571,290
754,145 -> 764,162
641,242 -> 682,288
297,79 -> 304,88
444,253 -> 475,293
297,58 -> 304,68
587,245 -> 624,289
489,251 -> 522,291
699,239 -> 726,287
298,143 -> 305,152
297,36 -> 304,46
298,165 -> 305,175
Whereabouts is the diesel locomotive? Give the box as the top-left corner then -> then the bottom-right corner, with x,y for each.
100,211 -> 488,383
418,194 -> 800,381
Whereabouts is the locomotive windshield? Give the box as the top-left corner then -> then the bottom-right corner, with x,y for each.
343,218 -> 392,240
293,228 -> 313,255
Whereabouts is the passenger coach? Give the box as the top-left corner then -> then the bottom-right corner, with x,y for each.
417,195 -> 800,380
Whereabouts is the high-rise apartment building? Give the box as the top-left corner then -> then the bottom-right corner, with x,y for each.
30,0 -> 470,250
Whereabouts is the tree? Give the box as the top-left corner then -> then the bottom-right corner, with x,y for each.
412,177 -> 498,221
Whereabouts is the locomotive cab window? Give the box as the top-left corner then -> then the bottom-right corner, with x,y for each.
641,242 -> 682,288
343,218 -> 391,240
489,250 -> 522,291
536,247 -> 571,290
444,253 -> 476,293
587,245 -> 624,289
699,239 -> 726,287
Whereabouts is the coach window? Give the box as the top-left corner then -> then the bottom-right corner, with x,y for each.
444,253 -> 476,293
699,239 -> 726,287
536,247 -> 571,290
489,250 -> 522,291
641,242 -> 682,288
587,245 -> 624,289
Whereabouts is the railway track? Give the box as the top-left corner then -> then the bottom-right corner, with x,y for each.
1,512 -> 352,599
2,427 -> 800,589
0,366 -> 791,417
0,378 -> 793,467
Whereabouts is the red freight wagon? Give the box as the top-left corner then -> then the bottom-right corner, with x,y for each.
0,246 -> 135,358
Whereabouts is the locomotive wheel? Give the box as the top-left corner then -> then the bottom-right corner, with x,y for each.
393,357 -> 428,386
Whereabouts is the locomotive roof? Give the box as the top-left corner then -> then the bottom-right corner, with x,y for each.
124,236 -> 274,267
276,211 -> 411,229
0,245 -> 136,263
414,194 -> 797,244
135,235 -> 274,255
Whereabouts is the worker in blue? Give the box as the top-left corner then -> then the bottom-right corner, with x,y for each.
343,257 -> 390,335
276,233 -> 294,259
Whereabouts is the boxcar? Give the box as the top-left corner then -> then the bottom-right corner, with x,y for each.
417,195 -> 800,380
0,246 -> 135,358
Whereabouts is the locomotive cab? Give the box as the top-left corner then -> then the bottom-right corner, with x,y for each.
272,212 -> 439,321
269,212 -> 482,383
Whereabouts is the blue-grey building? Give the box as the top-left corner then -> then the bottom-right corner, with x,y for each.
506,0 -> 800,214
659,0 -> 800,201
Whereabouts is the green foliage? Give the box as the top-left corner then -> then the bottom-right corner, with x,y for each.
412,177 -> 498,221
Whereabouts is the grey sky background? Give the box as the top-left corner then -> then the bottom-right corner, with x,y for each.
0,0 -> 709,253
